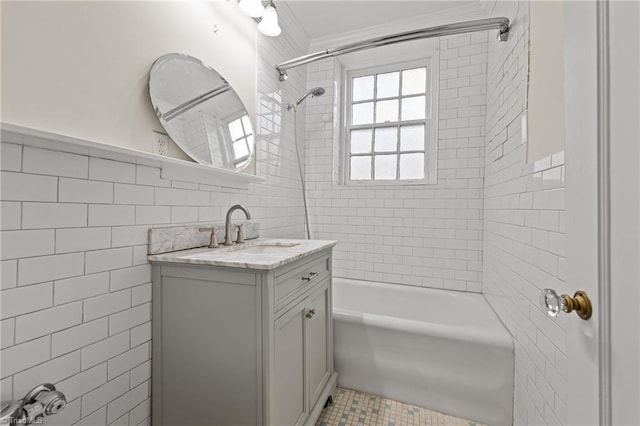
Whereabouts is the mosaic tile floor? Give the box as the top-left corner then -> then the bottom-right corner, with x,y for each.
316,388 -> 484,426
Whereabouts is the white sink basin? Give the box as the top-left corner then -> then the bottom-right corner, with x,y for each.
229,241 -> 300,255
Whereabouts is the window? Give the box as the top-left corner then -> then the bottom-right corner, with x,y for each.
344,59 -> 437,184
227,114 -> 254,165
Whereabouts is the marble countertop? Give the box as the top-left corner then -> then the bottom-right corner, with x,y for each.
147,238 -> 338,270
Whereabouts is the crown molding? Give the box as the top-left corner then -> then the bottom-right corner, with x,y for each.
307,1 -> 488,52
0,123 -> 265,189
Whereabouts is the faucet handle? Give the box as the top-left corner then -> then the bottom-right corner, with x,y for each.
236,224 -> 245,244
198,227 -> 219,248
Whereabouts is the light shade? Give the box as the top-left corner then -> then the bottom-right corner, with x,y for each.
257,4 -> 281,37
239,0 -> 265,18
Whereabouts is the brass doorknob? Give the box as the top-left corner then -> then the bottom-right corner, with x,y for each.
540,288 -> 592,320
305,309 -> 316,319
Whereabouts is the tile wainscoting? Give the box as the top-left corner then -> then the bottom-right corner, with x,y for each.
0,5 -> 311,423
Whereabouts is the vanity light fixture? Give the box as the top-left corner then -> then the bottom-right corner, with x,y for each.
236,0 -> 281,37
238,0 -> 265,18
257,2 -> 281,37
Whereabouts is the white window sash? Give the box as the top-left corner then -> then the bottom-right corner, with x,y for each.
342,54 -> 439,185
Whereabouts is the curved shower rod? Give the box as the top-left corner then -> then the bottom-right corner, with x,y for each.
275,17 -> 510,82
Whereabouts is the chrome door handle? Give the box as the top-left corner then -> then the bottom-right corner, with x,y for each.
540,288 -> 592,320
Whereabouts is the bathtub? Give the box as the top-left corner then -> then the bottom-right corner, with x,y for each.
333,278 -> 514,425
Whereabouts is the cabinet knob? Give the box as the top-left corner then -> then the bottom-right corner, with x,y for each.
305,309 -> 316,319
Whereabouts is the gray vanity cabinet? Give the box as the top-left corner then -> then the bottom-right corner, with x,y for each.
151,248 -> 337,426
305,282 -> 332,407
271,280 -> 331,426
272,299 -> 307,426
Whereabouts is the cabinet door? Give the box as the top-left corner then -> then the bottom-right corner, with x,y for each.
305,280 -> 331,408
272,300 -> 307,426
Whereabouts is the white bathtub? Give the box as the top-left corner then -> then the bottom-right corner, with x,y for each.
333,278 -> 514,425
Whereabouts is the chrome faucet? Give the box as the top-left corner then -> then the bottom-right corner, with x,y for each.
224,204 -> 252,246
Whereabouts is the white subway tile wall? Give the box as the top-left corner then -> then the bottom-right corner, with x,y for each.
0,7 -> 310,425
304,33 -> 488,292
482,1 -> 567,424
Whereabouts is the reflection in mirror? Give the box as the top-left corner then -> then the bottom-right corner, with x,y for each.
148,53 -> 255,170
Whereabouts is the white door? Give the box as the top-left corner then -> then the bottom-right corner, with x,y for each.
608,0 -> 640,424
564,2 -> 600,423
564,0 -> 640,424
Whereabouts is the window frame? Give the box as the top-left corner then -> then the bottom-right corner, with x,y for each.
224,112 -> 254,167
341,54 -> 439,186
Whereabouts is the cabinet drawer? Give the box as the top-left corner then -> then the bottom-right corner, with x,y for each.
275,254 -> 329,310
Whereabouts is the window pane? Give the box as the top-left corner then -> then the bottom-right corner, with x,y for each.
229,118 -> 244,141
241,115 -> 253,135
374,155 -> 397,180
375,99 -> 399,123
401,95 -> 426,120
350,156 -> 372,180
402,68 -> 427,95
353,76 -> 374,102
233,139 -> 249,158
374,127 -> 397,152
399,153 -> 425,179
352,102 -> 374,125
400,125 -> 425,151
376,72 -> 400,98
351,129 -> 372,154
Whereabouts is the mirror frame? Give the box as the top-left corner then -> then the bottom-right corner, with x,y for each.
148,53 -> 256,171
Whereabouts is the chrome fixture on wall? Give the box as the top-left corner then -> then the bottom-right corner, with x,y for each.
275,17 -> 510,81
0,384 -> 66,425
287,87 -> 325,111
237,0 -> 281,37
287,87 -> 326,239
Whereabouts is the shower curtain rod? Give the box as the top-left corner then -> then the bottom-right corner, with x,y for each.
275,17 -> 510,81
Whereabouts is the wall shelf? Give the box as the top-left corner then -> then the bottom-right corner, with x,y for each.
0,123 -> 265,189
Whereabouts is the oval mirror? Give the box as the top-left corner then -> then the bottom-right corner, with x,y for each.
149,53 -> 255,170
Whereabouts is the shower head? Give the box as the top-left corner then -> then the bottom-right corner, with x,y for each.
309,87 -> 325,97
287,87 -> 325,111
